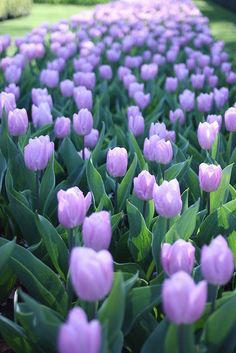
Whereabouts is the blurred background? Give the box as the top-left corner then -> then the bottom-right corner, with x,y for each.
0,0 -> 236,63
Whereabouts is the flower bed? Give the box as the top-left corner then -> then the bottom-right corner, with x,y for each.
0,0 -> 32,20
0,0 -> 236,352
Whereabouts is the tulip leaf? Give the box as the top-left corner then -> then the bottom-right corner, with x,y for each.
210,164 -> 233,212
128,133 -> 146,170
117,154 -> 137,211
165,324 -> 195,353
39,154 -> 55,215
164,159 -> 191,182
165,199 -> 200,243
58,137 -> 83,175
98,272 -> 125,345
141,319 -> 169,353
127,200 -> 152,263
36,214 -> 69,280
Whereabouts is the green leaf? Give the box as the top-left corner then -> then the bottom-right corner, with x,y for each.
86,159 -> 112,210
36,214 -> 69,280
123,284 -> 162,334
0,150 -> 7,192
165,324 -> 195,353
201,293 -> 236,353
165,159 -> 191,182
0,239 -> 15,269
152,217 -> 167,272
165,199 -> 200,243
128,133 -> 146,170
117,154 -> 137,211
141,319 -> 169,353
39,154 -> 55,215
58,137 -> 83,175
127,200 -> 152,263
98,272 -> 125,345
210,164 -> 233,212
91,122 -> 105,164
0,238 -> 68,315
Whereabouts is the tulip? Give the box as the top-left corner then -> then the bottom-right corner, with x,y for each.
5,83 -> 20,101
4,65 -> 22,84
78,148 -> 91,160
73,72 -> 96,90
153,179 -> 182,218
31,88 -> 53,108
127,105 -> 141,119
24,135 -> 54,171
225,107 -> 236,132
84,129 -> 99,148
73,109 -> 93,136
201,235 -> 234,286
140,63 -> 158,81
99,65 -> 112,80
149,122 -> 168,139
82,211 -> 112,251
169,109 -> 185,125
128,83 -> 144,99
161,240 -> 195,276
60,79 -> 74,97
40,69 -> 59,88
199,163 -> 222,192
206,114 -> 222,131
70,247 -> 113,301
58,307 -> 101,353
191,74 -> 205,90
133,170 -> 155,201
57,187 -> 92,229
197,121 -> 218,150
165,77 -> 178,93
8,108 -> 28,136
162,271 -> 207,324
179,89 -> 195,112
54,117 -> 71,139
144,136 -> 173,164
32,102 -> 53,128
134,91 -> 150,110
0,92 -> 16,117
128,115 -> 145,136
197,92 -> 213,113
106,147 -> 128,178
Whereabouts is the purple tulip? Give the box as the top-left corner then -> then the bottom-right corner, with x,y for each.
161,240 -> 195,276
197,121 -> 218,150
106,147 -> 128,178
140,63 -> 158,81
5,83 -> 20,101
128,82 -> 144,99
58,307 -> 101,353
32,102 -> 53,128
133,170 -> 156,201
169,109 -> 185,125
60,80 -> 74,97
4,65 -> 22,84
128,114 -> 145,136
24,135 -> 54,171
118,66 -> 131,80
54,117 -> 71,139
165,77 -> 178,93
84,129 -> 99,148
201,235 -> 234,285
214,87 -> 228,109
191,74 -> 205,90
78,148 -> 91,160
73,109 -> 93,136
149,122 -> 168,139
73,87 -> 93,111
82,211 -> 112,251
206,114 -> 222,131
197,92 -> 213,113
144,136 -> 173,164
199,163 -> 222,193
162,271 -> 207,324
8,108 -> 28,136
153,179 -> 182,218
31,88 -> 53,108
0,92 -> 16,117
127,105 -> 141,119
40,69 -> 59,88
99,65 -> 112,80
225,107 -> 236,132
57,187 -> 92,229
70,247 -> 114,301
134,91 -> 150,110
73,72 -> 96,90
179,89 -> 195,112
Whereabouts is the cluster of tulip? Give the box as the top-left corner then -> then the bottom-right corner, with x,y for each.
0,0 -> 236,352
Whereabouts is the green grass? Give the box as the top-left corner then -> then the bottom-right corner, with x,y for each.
194,0 -> 236,64
0,3 -> 93,37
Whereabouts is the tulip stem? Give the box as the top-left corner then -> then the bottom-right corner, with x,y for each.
82,136 -> 85,160
211,285 -> 218,313
143,201 -> 147,219
68,228 -> 74,251
178,325 -> 185,353
114,179 -> 118,212
35,171 -> 40,212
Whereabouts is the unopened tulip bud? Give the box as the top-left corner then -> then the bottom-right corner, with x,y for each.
153,179 -> 182,218
8,108 -> 28,136
73,109 -> 93,136
133,170 -> 155,201
106,147 -> 128,178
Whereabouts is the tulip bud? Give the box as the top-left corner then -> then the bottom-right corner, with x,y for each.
133,170 -> 155,201
134,91 -> 150,110
40,69 -> 59,88
78,148 -> 91,160
106,147 -> 128,178
197,121 -> 218,150
73,109 -> 93,136
165,77 -> 178,93
4,65 -> 22,84
82,211 -> 112,251
225,107 -> 236,132
5,83 -> 20,101
32,102 -> 53,128
199,163 -> 222,192
73,86 -> 93,111
162,271 -> 207,324
70,247 -> 114,301
161,240 -> 195,276
0,92 -> 16,117
201,235 -> 234,285
54,117 -> 71,139
8,108 -> 28,136
179,89 -> 195,112
58,307 -> 101,353
169,109 -> 185,125
197,92 -> 213,113
127,105 -> 141,119
84,128 -> 99,148
140,63 -> 158,81
153,179 -> 182,218
99,65 -> 112,80
57,187 -> 91,229
24,135 -> 54,171
149,122 -> 168,139
144,136 -> 173,164
60,79 -> 74,97
128,115 -> 145,136
206,114 -> 222,131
